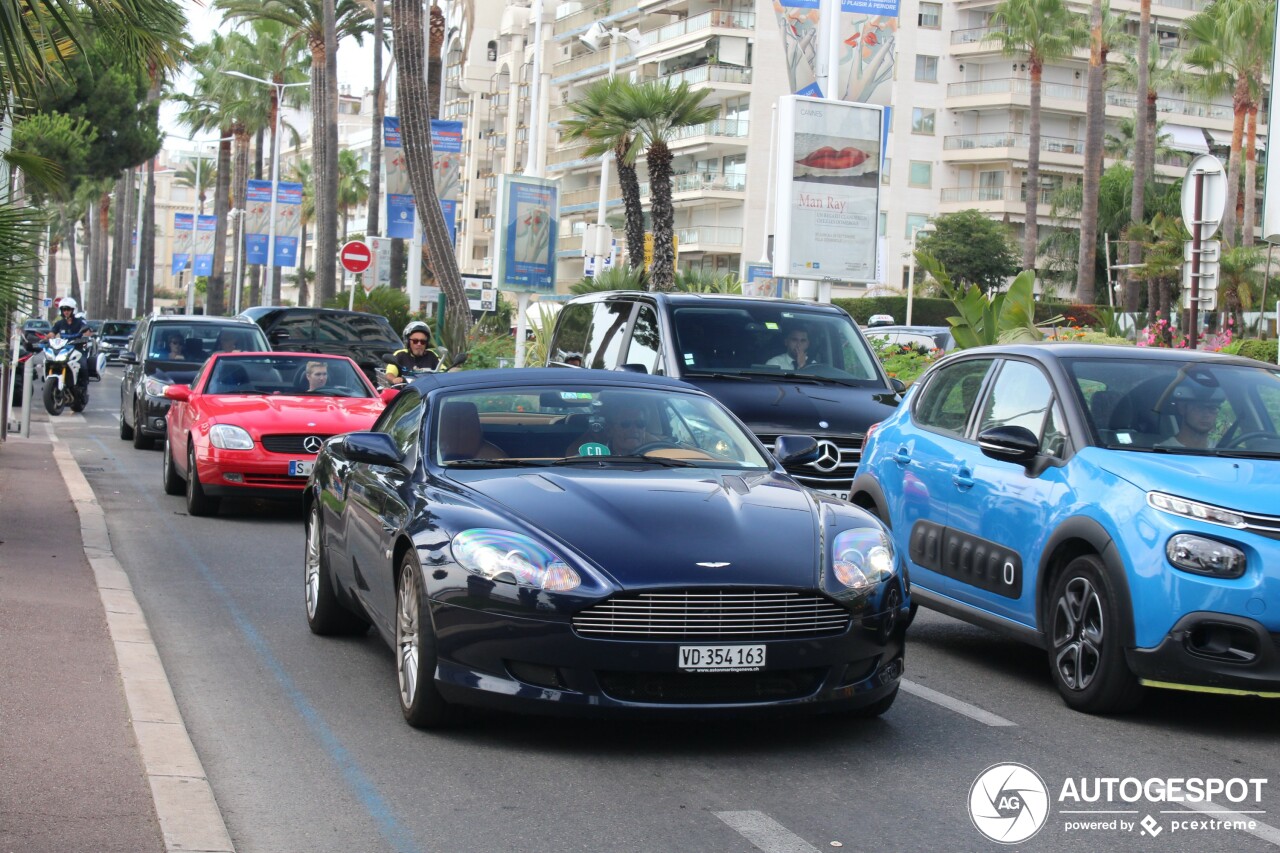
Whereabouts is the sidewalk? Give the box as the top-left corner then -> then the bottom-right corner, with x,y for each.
0,427 -> 232,853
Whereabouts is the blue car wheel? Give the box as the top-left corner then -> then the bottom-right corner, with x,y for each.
1047,555 -> 1144,714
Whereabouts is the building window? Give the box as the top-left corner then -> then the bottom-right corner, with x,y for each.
919,2 -> 941,28
879,211 -> 887,236
911,108 -> 936,135
881,158 -> 891,185
915,55 -> 938,83
905,214 -> 929,239
909,161 -> 933,188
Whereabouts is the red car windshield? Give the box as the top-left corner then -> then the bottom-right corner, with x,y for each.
203,355 -> 373,398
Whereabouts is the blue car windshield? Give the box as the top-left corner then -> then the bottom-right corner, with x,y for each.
1066,357 -> 1280,457
433,386 -> 773,468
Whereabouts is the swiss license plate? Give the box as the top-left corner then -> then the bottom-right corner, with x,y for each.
678,644 -> 766,672
288,460 -> 313,477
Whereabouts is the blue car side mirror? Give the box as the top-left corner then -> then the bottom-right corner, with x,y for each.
977,425 -> 1040,464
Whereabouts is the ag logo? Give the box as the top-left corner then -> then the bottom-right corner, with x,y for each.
968,763 -> 1050,844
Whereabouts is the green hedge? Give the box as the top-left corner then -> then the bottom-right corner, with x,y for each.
834,297 -> 1108,328
1236,339 -> 1279,364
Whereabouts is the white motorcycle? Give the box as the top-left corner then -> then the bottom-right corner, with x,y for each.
40,333 -> 105,415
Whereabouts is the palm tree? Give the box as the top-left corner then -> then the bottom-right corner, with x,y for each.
1185,0 -> 1272,247
1104,118 -> 1184,165
989,0 -> 1086,271
587,81 -> 719,291
174,157 -> 217,214
1129,0 -> 1151,311
217,0 -> 373,306
391,0 -> 471,344
366,0 -> 386,240
1216,244 -> 1262,328
561,77 -> 647,271
335,148 -> 368,243
288,159 -> 315,305
1076,0 -> 1104,304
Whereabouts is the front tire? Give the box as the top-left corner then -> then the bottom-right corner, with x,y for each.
396,554 -> 453,729
304,503 -> 368,636
185,445 -> 220,517
132,401 -> 152,449
1047,555 -> 1144,714
43,377 -> 63,416
119,395 -> 134,440
162,439 -> 184,495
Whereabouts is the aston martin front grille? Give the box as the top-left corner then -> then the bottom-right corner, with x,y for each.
573,590 -> 850,639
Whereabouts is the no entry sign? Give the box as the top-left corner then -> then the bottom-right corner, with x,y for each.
340,240 -> 372,274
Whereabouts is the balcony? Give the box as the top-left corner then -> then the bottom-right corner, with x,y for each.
665,63 -> 753,88
946,77 -> 1231,124
671,118 -> 749,145
546,140 -> 595,170
558,183 -> 622,209
672,172 -> 747,193
675,225 -> 744,252
943,132 -> 1084,161
939,186 -> 1059,216
639,10 -> 755,48
554,1 -> 641,35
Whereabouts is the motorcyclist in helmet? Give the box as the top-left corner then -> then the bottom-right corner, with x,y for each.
385,320 -> 441,385
49,298 -> 95,386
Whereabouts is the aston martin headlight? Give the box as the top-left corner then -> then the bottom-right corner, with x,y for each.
451,529 -> 580,591
1147,492 -> 1245,529
832,528 -> 896,592
208,424 -> 254,450
143,376 -> 170,398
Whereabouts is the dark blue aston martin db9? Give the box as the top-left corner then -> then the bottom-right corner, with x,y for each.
304,369 -> 908,727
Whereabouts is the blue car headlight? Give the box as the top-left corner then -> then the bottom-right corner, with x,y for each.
1166,534 -> 1246,579
451,529 -> 581,591
832,528 -> 896,592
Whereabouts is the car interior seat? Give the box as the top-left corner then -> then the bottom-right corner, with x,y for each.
182,338 -> 205,360
1088,390 -> 1123,432
210,364 -> 251,394
439,402 -> 505,461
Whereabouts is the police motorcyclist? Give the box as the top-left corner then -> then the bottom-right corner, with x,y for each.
49,298 -> 95,386
386,321 -> 440,385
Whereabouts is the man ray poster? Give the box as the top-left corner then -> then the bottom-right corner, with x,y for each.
772,96 -> 882,282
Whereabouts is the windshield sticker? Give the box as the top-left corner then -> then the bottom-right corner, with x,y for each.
560,392 -> 593,400
684,353 -> 695,364
577,442 -> 610,456
765,322 -> 779,329
1116,433 -> 1132,445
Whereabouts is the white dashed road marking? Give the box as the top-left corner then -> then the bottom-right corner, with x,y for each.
1176,800 -> 1280,847
900,678 -> 1017,727
715,811 -> 820,853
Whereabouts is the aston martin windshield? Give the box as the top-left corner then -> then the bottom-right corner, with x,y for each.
433,386 -> 773,468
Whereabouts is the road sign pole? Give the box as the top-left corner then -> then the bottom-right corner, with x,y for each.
1190,170 -> 1204,350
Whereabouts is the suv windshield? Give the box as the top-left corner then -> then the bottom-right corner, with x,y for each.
670,305 -> 882,385
147,323 -> 268,367
1067,357 -> 1280,458
102,322 -> 136,336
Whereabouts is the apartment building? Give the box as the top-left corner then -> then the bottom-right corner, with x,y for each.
441,0 -> 1250,300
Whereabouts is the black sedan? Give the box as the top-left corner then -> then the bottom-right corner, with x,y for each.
305,369 -> 908,728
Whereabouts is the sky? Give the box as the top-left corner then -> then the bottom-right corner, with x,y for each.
164,0 -> 382,151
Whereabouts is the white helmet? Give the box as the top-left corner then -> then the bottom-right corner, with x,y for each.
58,297 -> 78,313
402,321 -> 433,345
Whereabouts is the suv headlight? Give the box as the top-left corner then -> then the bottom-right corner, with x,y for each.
209,424 -> 254,450
143,376 -> 170,398
1167,534 -> 1246,579
832,528 -> 896,592
451,529 -> 580,591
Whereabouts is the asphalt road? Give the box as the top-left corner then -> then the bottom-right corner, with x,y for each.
45,367 -> 1280,853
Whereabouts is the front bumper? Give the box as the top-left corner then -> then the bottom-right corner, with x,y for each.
1127,612 -> 1280,697
427,600 -> 906,717
195,446 -> 313,499
140,395 -> 172,437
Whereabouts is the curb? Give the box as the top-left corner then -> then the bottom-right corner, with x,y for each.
45,422 -> 236,853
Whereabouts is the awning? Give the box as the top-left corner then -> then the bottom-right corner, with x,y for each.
1205,128 -> 1233,148
1164,124 -> 1210,155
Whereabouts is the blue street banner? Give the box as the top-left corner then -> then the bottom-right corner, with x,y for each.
193,215 -> 217,276
432,120 -> 464,245
244,179 -> 273,265
384,117 -> 414,239
494,175 -> 559,293
274,181 -> 302,267
744,262 -> 782,298
171,213 -> 193,274
773,0 -> 899,103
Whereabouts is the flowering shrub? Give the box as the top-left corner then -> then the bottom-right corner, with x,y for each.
1136,313 -> 1234,352
870,340 -> 945,386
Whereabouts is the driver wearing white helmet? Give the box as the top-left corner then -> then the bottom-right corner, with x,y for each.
385,320 -> 441,385
49,297 -> 96,385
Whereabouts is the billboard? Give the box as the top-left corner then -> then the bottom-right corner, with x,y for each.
243,181 -> 301,267
171,213 -> 193,274
384,117 -> 465,243
192,214 -> 217,276
772,0 -> 899,104
383,117 -> 414,239
274,181 -> 303,267
243,180 -> 273,265
772,95 -> 882,283
432,120 -> 463,245
494,174 -> 559,293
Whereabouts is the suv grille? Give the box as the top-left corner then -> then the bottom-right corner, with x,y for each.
757,433 -> 863,495
261,434 -> 331,454
573,590 -> 850,639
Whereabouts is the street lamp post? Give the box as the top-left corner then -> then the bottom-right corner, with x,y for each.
905,222 -> 935,326
578,22 -> 641,276
222,71 -> 309,307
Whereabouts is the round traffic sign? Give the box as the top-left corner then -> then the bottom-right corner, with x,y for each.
340,240 -> 372,273
1181,154 -> 1226,240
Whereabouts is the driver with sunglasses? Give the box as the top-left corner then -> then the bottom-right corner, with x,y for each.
386,320 -> 441,385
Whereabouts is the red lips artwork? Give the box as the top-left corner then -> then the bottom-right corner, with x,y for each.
796,146 -> 870,170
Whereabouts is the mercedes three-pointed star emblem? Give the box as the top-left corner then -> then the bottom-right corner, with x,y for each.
302,435 -> 324,454
811,440 -> 841,473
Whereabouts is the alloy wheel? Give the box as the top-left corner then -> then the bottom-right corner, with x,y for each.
396,563 -> 420,709
1052,576 -> 1104,691
305,508 -> 321,620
